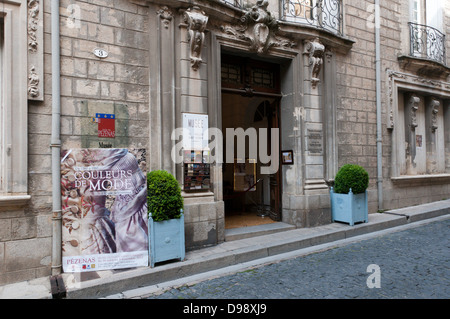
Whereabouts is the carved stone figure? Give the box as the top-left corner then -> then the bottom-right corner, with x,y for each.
28,66 -> 40,98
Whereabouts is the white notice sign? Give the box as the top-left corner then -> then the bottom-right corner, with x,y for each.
182,113 -> 208,150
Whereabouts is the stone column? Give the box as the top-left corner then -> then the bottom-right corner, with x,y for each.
302,38 -> 328,194
323,49 -> 337,183
179,8 -> 224,249
149,6 -> 177,174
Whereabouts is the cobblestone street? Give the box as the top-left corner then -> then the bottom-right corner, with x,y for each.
150,218 -> 450,299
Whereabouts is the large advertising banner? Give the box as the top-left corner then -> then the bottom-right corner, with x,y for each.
60,148 -> 148,272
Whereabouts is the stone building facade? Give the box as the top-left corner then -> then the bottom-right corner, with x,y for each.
0,0 -> 449,285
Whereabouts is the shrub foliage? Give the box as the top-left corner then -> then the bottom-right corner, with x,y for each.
333,164 -> 369,194
147,170 -> 184,221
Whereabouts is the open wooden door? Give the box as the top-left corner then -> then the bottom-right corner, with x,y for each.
221,53 -> 283,224
268,99 -> 281,221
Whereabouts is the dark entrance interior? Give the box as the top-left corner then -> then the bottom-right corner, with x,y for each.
221,53 -> 282,229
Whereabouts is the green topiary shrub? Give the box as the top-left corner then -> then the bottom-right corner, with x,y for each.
147,170 -> 184,221
333,164 -> 369,194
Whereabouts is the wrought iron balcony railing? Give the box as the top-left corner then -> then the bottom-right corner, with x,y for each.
220,0 -> 245,8
409,22 -> 446,65
219,0 -> 343,36
280,0 -> 343,36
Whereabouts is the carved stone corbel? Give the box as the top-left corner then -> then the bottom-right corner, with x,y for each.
304,38 -> 325,89
184,6 -> 209,71
157,6 -> 173,29
429,98 -> 440,132
220,0 -> 294,54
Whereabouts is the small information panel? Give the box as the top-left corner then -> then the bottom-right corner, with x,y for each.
183,150 -> 211,191
307,129 -> 323,155
182,113 -> 208,150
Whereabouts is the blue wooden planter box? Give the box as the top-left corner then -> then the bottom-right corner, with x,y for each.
148,213 -> 185,267
330,187 -> 368,226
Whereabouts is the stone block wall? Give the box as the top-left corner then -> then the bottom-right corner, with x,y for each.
53,0 -> 150,151
1,0 -> 151,285
336,0 -> 450,212
335,0 -> 378,191
0,203 -> 52,284
380,0 -> 450,209
184,199 -> 225,250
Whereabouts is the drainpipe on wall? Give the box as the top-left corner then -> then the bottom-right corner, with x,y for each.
51,0 -> 62,276
375,0 -> 383,211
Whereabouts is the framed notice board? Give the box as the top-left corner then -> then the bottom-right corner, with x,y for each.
183,150 -> 211,191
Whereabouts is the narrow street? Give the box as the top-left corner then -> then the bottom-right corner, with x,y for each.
147,218 -> 449,299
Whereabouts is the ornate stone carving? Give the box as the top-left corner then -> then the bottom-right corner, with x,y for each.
242,0 -> 277,54
28,0 -> 39,52
385,70 -> 450,131
386,71 -> 400,129
184,6 -> 209,71
221,0 -> 295,54
325,49 -> 333,64
27,0 -> 43,100
28,66 -> 40,98
304,38 -> 325,89
157,6 -> 173,29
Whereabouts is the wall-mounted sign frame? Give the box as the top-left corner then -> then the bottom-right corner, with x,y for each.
281,150 -> 294,165
306,128 -> 323,155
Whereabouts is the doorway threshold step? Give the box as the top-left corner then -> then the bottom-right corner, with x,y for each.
225,222 -> 296,241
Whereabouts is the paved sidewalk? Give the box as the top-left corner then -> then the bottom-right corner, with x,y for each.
1,199 -> 449,299
149,217 -> 450,299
